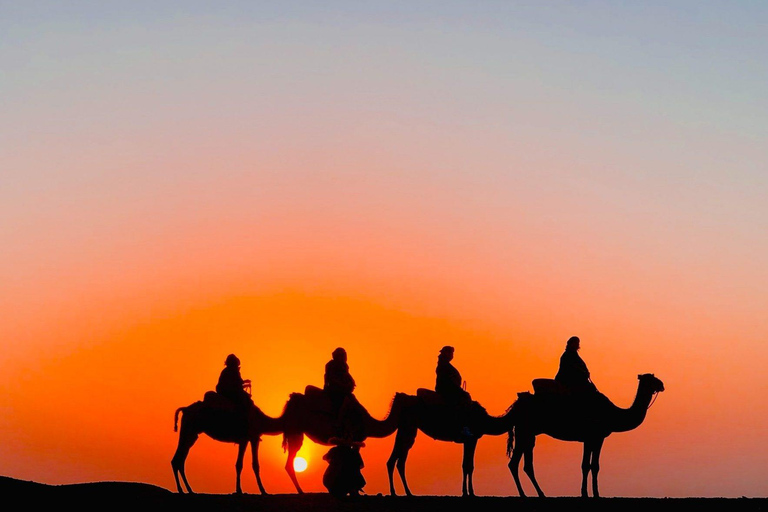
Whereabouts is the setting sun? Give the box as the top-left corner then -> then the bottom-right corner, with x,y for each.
293,457 -> 308,473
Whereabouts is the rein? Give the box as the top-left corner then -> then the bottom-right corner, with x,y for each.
647,391 -> 659,410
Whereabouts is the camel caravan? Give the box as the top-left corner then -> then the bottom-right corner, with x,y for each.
171,337 -> 664,498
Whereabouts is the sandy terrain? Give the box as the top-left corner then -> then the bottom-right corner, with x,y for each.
2,476 -> 764,512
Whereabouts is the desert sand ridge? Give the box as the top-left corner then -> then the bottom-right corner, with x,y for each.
1,476 -> 765,512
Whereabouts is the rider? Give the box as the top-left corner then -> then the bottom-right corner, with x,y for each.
324,347 -> 360,439
435,346 -> 473,437
554,336 -> 597,394
324,347 -> 356,409
216,354 -> 253,413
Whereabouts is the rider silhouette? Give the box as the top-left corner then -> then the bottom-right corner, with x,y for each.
324,348 -> 361,439
435,346 -> 471,403
216,354 -> 253,413
435,346 -> 473,437
554,337 -> 597,394
324,347 -> 355,409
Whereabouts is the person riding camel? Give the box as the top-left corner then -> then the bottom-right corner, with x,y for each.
216,354 -> 253,424
324,347 -> 356,409
324,347 -> 361,439
435,346 -> 470,402
554,336 -> 597,395
435,346 -> 474,437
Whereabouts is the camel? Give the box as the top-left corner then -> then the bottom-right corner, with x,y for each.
506,373 -> 665,498
386,390 -> 515,497
171,394 -> 283,495
280,386 -> 406,493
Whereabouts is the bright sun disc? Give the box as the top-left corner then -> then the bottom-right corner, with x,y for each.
293,457 -> 308,472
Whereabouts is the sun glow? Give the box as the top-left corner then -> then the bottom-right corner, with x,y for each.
293,456 -> 308,473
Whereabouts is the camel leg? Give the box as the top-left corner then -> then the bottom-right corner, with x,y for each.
522,441 -> 545,498
284,435 -> 304,494
235,442 -> 247,494
580,441 -> 592,498
171,430 -> 198,494
507,443 -> 526,497
250,438 -> 267,495
386,449 -> 398,496
462,437 -> 477,497
591,438 -> 604,498
387,426 -> 416,496
395,449 -> 413,497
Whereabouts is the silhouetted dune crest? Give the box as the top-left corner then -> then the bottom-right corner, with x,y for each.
1,476 -> 765,512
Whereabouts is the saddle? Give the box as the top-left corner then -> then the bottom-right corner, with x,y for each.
304,385 -> 334,413
303,385 -> 368,419
416,388 -> 444,407
532,378 -> 599,397
201,391 -> 253,437
417,388 -> 485,441
530,379 -> 607,420
203,390 -> 237,411
416,388 -> 478,410
531,378 -> 567,396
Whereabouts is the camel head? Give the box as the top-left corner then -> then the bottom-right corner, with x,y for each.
638,373 -> 665,393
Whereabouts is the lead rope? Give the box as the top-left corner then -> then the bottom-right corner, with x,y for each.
647,391 -> 659,410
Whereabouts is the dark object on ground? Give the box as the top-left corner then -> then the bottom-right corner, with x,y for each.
322,445 -> 366,497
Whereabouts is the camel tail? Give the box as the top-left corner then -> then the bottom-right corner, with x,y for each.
505,396 -> 525,458
174,407 -> 184,432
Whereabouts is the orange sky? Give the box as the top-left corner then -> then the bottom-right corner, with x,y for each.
1,248 -> 766,497
2,2 -> 767,498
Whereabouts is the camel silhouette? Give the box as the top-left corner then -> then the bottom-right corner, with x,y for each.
506,373 -> 665,498
171,394 -> 283,494
386,390 -> 515,497
280,386 -> 406,493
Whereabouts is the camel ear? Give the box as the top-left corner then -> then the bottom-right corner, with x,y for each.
638,374 -> 641,380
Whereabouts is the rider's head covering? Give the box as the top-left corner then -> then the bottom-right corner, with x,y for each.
332,347 -> 347,360
225,354 -> 241,367
566,336 -> 580,350
439,345 -> 455,357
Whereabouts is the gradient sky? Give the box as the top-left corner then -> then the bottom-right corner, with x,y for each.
1,1 -> 767,498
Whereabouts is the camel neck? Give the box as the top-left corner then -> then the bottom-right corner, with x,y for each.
482,407 -> 516,436
364,393 -> 406,438
610,382 -> 655,433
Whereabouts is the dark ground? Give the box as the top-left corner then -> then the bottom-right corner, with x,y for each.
2,476 -> 765,512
